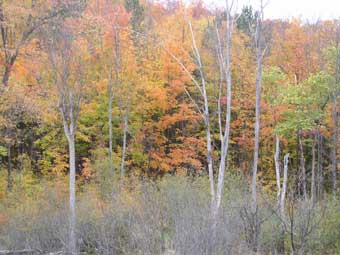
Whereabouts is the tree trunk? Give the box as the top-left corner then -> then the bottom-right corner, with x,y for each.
278,153 -> 289,254
215,4 -> 233,215
298,131 -> 307,200
332,24 -> 339,197
281,153 -> 289,217
68,135 -> 76,255
311,133 -> 316,202
120,106 -> 129,177
7,142 -> 12,192
274,135 -> 281,204
188,21 -> 216,212
296,131 -> 299,195
2,64 -> 11,87
205,101 -> 216,213
250,10 -> 264,252
1,52 -> 17,88
317,130 -> 323,200
252,44 -> 263,211
108,71 -> 114,172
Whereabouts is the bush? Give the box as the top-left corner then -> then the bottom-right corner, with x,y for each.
0,174 -> 339,254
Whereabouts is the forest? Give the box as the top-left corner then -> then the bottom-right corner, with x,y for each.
0,0 -> 339,254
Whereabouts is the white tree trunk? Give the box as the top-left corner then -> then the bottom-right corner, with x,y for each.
280,154 -> 289,217
215,7 -> 233,213
175,3 -> 236,217
252,5 -> 264,211
61,94 -> 77,255
252,49 -> 263,211
206,122 -> 216,211
47,23 -> 82,255
188,21 -> 216,209
274,135 -> 281,205
67,134 -> 76,255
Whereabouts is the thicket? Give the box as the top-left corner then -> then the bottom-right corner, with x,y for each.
0,173 -> 339,255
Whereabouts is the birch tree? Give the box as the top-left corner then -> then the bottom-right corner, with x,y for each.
251,0 -> 265,211
214,0 -> 235,214
45,20 -> 86,255
166,0 -> 238,216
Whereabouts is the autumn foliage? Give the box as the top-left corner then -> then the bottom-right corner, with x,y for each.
0,0 -> 340,254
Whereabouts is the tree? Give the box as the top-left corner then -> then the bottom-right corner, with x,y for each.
262,66 -> 288,207
331,22 -> 340,197
251,1 -> 265,213
237,5 -> 256,36
44,15 -> 87,254
163,0 -> 238,218
0,86 -> 39,192
0,0 -> 85,89
276,72 -> 333,199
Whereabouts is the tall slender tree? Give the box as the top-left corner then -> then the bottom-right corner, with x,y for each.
45,18 -> 87,254
252,0 -> 265,211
